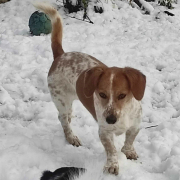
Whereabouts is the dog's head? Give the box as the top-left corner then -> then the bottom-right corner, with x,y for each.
83,66 -> 146,125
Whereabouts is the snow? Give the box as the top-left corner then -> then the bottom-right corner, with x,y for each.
0,0 -> 180,179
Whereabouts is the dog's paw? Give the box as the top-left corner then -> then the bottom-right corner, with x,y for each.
66,135 -> 82,147
103,161 -> 119,175
121,146 -> 138,160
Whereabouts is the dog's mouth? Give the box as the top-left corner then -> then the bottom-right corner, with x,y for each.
106,114 -> 117,124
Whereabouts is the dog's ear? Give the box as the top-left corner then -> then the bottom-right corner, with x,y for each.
83,67 -> 104,98
124,67 -> 146,100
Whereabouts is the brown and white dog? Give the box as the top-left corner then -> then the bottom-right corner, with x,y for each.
34,3 -> 146,175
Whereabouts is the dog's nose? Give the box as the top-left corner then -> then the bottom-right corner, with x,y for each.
106,114 -> 117,124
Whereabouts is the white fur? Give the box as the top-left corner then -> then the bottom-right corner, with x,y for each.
108,73 -> 115,106
34,2 -> 144,175
33,2 -> 61,24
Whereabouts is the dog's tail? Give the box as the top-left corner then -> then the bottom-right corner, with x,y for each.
40,167 -> 86,180
40,170 -> 52,180
33,2 -> 64,59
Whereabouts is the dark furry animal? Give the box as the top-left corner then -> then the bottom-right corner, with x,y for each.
40,167 -> 86,180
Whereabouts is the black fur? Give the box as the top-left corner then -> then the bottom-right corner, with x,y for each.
40,167 -> 86,180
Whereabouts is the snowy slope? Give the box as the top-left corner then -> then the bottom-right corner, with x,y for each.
0,0 -> 180,179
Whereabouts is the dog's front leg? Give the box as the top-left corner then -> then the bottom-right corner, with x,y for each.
121,127 -> 139,160
99,129 -> 119,175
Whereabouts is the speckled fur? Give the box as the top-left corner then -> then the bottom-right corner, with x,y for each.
47,52 -> 103,146
34,3 -> 146,176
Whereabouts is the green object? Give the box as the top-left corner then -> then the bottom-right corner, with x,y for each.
158,0 -> 174,9
29,11 -> 52,36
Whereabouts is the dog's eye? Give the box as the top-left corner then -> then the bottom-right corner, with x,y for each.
118,94 -> 126,100
99,93 -> 107,99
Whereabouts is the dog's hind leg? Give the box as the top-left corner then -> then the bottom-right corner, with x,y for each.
48,80 -> 81,147
58,112 -> 81,147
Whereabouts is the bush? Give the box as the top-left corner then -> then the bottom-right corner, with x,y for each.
158,0 -> 174,9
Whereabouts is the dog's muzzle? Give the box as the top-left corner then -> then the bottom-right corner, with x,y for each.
106,114 -> 117,124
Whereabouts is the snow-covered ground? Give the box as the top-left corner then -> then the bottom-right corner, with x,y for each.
0,0 -> 180,179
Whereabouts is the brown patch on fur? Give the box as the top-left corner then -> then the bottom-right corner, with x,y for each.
123,67 -> 146,100
58,98 -> 65,107
55,90 -> 61,94
76,66 -> 106,120
83,67 -> 105,98
48,84 -> 56,89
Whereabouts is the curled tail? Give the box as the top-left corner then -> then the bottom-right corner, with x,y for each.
33,2 -> 64,59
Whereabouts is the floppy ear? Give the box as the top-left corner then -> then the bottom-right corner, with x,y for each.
124,67 -> 146,100
83,67 -> 104,98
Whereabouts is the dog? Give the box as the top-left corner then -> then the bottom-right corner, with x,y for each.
34,3 -> 146,175
40,167 -> 85,180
